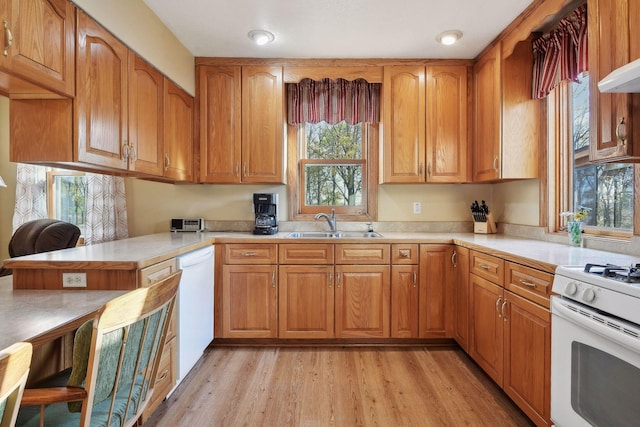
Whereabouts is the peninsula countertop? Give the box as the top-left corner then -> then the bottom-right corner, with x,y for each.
4,231 -> 639,275
0,275 -> 126,349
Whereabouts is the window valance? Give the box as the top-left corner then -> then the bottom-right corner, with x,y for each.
286,78 -> 381,125
532,3 -> 588,99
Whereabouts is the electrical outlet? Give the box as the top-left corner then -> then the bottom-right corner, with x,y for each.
63,272 -> 87,288
413,202 -> 421,214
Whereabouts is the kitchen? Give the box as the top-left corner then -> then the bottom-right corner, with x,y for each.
0,0 -> 639,426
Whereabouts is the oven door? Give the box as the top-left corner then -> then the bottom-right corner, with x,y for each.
551,296 -> 640,427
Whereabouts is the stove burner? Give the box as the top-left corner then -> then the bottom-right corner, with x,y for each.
585,263 -> 640,284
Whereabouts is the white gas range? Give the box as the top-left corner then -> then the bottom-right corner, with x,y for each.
551,262 -> 640,427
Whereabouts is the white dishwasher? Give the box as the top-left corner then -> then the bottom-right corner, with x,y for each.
174,245 -> 214,390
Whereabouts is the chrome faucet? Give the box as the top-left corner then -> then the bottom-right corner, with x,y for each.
315,209 -> 337,232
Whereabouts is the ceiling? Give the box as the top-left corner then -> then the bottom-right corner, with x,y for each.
142,0 -> 534,59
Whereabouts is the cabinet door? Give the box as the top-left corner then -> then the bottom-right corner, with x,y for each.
279,265 -> 334,338
199,65 -> 242,183
503,291 -> 551,427
128,52 -> 163,176
453,246 -> 470,352
419,245 -> 454,338
588,0 -> 640,161
426,65 -> 469,182
473,43 -> 501,182
163,78 -> 194,181
75,10 -> 128,170
469,273 -> 504,385
335,265 -> 390,338
382,66 -> 426,183
241,66 -> 283,183
391,265 -> 419,338
222,265 -> 277,338
0,0 -> 74,96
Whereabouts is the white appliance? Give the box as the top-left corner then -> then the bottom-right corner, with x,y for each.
174,245 -> 214,391
597,57 -> 640,93
551,263 -> 640,426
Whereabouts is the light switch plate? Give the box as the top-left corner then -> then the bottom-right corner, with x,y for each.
63,272 -> 87,288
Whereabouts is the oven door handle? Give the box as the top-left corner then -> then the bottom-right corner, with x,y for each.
552,297 -> 640,353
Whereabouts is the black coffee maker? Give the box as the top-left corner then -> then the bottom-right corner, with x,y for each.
253,193 -> 279,235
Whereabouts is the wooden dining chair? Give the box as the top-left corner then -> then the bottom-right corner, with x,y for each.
17,270 -> 181,427
0,342 -> 32,427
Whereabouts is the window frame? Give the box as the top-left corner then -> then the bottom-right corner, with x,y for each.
548,79 -> 635,239
287,122 -> 379,221
46,168 -> 86,238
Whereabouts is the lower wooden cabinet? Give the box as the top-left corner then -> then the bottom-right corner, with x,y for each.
453,246 -> 470,351
391,265 -> 419,338
419,245 -> 455,338
468,267 -> 551,427
222,264 -> 278,338
279,265 -> 334,338
335,265 -> 390,338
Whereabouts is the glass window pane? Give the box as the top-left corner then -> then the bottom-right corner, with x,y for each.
304,164 -> 362,206
52,175 -> 86,235
305,121 -> 362,160
571,75 -> 633,230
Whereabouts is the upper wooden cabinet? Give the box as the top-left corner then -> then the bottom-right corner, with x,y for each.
473,41 -> 541,182
382,65 -> 426,183
0,0 -> 75,96
198,64 -> 284,184
11,11 -> 194,181
588,0 -> 640,162
75,10 -> 129,170
128,52 -> 164,176
163,78 -> 194,181
382,64 -> 469,183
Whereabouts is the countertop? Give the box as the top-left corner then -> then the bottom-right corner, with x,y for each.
4,231 -> 639,274
0,275 -> 126,349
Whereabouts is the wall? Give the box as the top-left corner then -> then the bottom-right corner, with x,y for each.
0,97 -> 16,262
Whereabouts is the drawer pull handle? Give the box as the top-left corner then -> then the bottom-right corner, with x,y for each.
241,252 -> 257,257
400,250 -> 410,258
501,299 -> 508,322
518,279 -> 536,288
616,117 -> 627,145
451,251 -> 457,267
413,272 -> 417,287
478,263 -> 491,270
156,370 -> 169,383
495,297 -> 502,317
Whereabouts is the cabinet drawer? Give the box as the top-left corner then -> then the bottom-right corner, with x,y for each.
470,250 -> 504,285
279,244 -> 334,264
391,244 -> 418,264
505,262 -> 552,308
224,244 -> 277,264
138,258 -> 177,287
142,336 -> 176,422
335,244 -> 390,264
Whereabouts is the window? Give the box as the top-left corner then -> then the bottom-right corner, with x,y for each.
553,74 -> 634,235
46,169 -> 87,236
290,121 -> 377,219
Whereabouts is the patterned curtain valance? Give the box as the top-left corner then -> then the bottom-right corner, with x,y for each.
532,3 -> 588,99
286,78 -> 381,125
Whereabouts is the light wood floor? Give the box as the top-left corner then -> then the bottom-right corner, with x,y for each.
144,346 -> 534,427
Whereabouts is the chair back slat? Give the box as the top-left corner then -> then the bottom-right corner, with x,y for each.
0,342 -> 32,427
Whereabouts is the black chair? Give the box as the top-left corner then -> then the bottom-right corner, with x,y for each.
0,219 -> 81,276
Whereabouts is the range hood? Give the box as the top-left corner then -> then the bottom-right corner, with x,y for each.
598,57 -> 640,93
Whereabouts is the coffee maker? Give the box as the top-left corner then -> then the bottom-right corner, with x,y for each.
253,193 -> 279,235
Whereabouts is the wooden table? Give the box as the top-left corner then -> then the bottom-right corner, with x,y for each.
0,275 -> 126,350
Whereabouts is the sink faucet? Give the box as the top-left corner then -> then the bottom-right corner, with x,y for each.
315,209 -> 337,232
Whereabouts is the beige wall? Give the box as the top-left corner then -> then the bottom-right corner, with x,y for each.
0,97 -> 17,261
71,0 -> 195,94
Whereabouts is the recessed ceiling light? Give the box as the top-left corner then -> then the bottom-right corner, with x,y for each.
436,30 -> 463,46
248,30 -> 275,46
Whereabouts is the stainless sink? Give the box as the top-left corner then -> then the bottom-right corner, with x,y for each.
287,231 -> 383,238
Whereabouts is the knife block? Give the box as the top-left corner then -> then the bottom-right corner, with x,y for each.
473,212 -> 497,234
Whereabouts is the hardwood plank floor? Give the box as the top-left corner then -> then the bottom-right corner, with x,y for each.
144,346 -> 534,426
